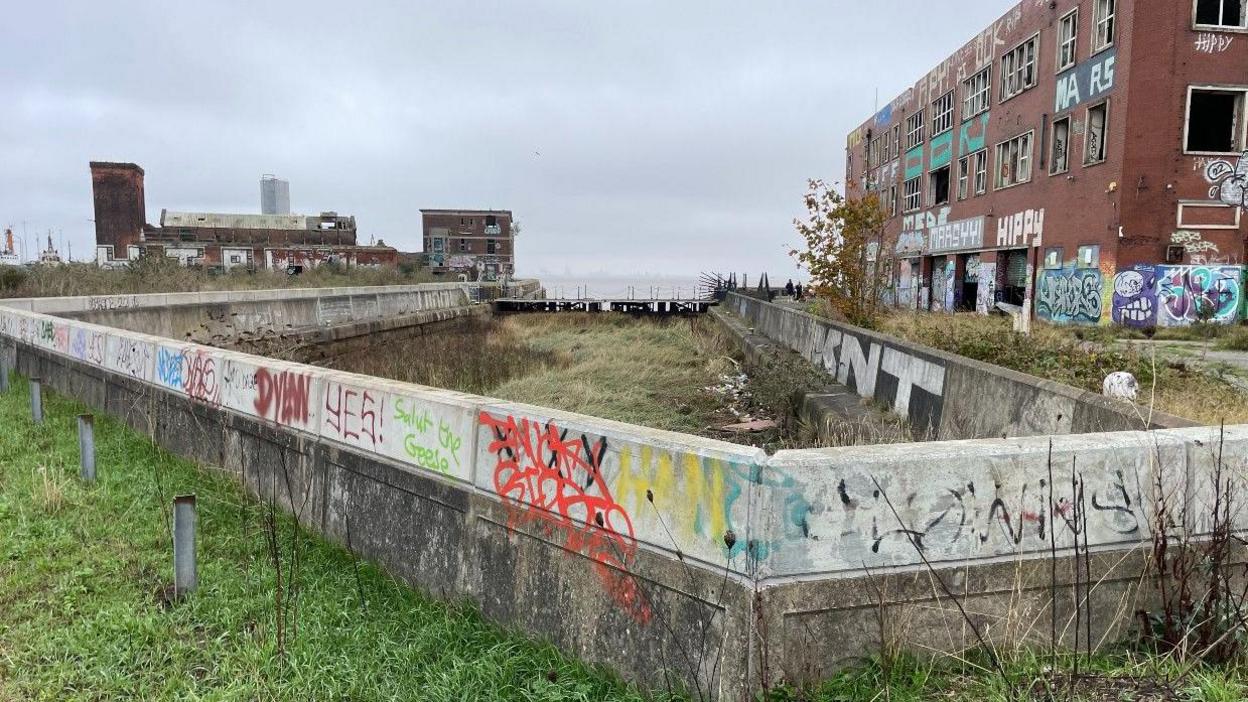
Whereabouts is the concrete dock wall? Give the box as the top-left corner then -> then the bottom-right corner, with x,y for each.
1,291 -> 1240,699
724,292 -> 1193,439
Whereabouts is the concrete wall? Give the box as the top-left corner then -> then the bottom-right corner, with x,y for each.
724,292 -> 1193,439
4,280 -> 541,344
1,291 -> 1241,699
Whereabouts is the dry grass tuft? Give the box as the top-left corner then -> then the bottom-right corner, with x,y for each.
877,312 -> 1248,425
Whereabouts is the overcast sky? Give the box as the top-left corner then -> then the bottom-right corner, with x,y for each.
2,0 -> 1010,277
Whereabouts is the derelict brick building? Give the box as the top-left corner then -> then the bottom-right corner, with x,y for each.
421,209 -> 515,279
845,0 -> 1247,327
90,161 -> 397,271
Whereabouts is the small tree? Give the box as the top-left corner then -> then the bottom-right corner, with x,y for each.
789,179 -> 889,327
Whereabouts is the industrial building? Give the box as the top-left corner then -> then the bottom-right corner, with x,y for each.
421,208 -> 515,280
846,0 -> 1247,327
91,162 -> 397,271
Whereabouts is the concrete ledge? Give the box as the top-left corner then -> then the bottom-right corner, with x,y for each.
724,292 -> 1193,439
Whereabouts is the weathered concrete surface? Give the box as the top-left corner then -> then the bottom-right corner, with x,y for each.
725,292 -> 1193,439
2,290 -> 1243,700
709,305 -> 901,442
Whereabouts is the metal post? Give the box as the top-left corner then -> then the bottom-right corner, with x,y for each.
173,495 -> 197,597
30,377 -> 42,424
78,414 -> 96,482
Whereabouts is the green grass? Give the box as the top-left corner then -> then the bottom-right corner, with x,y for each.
0,374 -> 671,701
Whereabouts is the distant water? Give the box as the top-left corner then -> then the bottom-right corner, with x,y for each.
531,274 -> 708,300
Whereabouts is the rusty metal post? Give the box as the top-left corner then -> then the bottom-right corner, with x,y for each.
78,414 -> 95,482
30,377 -> 42,424
173,495 -> 197,597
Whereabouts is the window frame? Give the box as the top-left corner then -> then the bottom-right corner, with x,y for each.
963,68 -> 992,119
905,110 -> 926,149
903,176 -> 923,213
931,90 -> 955,137
929,165 -> 951,207
957,155 -> 971,201
1182,85 -> 1248,155
1043,247 -> 1064,270
1000,33 -> 1040,102
1057,8 -> 1079,72
1193,0 -> 1248,30
888,184 -> 899,217
1084,100 -> 1110,166
1050,115 -> 1073,175
1093,0 -> 1116,53
972,149 -> 988,195
994,131 -> 1035,190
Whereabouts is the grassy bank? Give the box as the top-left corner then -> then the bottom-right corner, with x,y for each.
875,313 -> 1248,425
0,376 -> 666,701
0,257 -> 440,299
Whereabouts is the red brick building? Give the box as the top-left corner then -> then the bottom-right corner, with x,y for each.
90,161 -> 397,271
846,0 -> 1247,327
421,209 -> 515,280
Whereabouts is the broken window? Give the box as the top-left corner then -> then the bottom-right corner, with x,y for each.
905,110 -> 925,148
931,91 -> 954,136
1051,116 -> 1071,174
903,177 -> 922,212
1084,102 -> 1108,164
1186,89 -> 1245,152
1000,35 -> 1038,101
1057,9 -> 1079,71
962,69 -> 991,118
972,149 -> 987,194
957,155 -> 971,200
888,184 -> 899,217
995,132 -> 1033,188
1197,0 -> 1246,27
929,165 -> 951,206
487,239 -> 497,254
1094,0 -> 1115,50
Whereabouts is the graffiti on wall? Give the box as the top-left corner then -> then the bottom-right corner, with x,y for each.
1111,268 -> 1158,328
479,412 -> 651,623
1055,48 -> 1116,113
254,368 -> 313,427
976,261 -> 997,314
1195,33 -> 1234,54
1206,151 -> 1247,210
799,467 -> 1143,568
1172,230 -> 1227,265
995,208 -> 1045,248
943,260 -> 956,312
1156,265 -> 1243,326
1036,268 -> 1103,323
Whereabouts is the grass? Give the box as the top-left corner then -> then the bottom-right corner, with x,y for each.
875,312 -> 1248,426
800,651 -> 1247,702
0,256 -> 441,299
326,313 -> 746,439
0,374 -> 672,701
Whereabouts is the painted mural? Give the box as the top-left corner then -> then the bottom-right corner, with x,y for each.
1036,267 -> 1103,324
1110,267 -> 1158,328
1155,265 -> 1243,326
